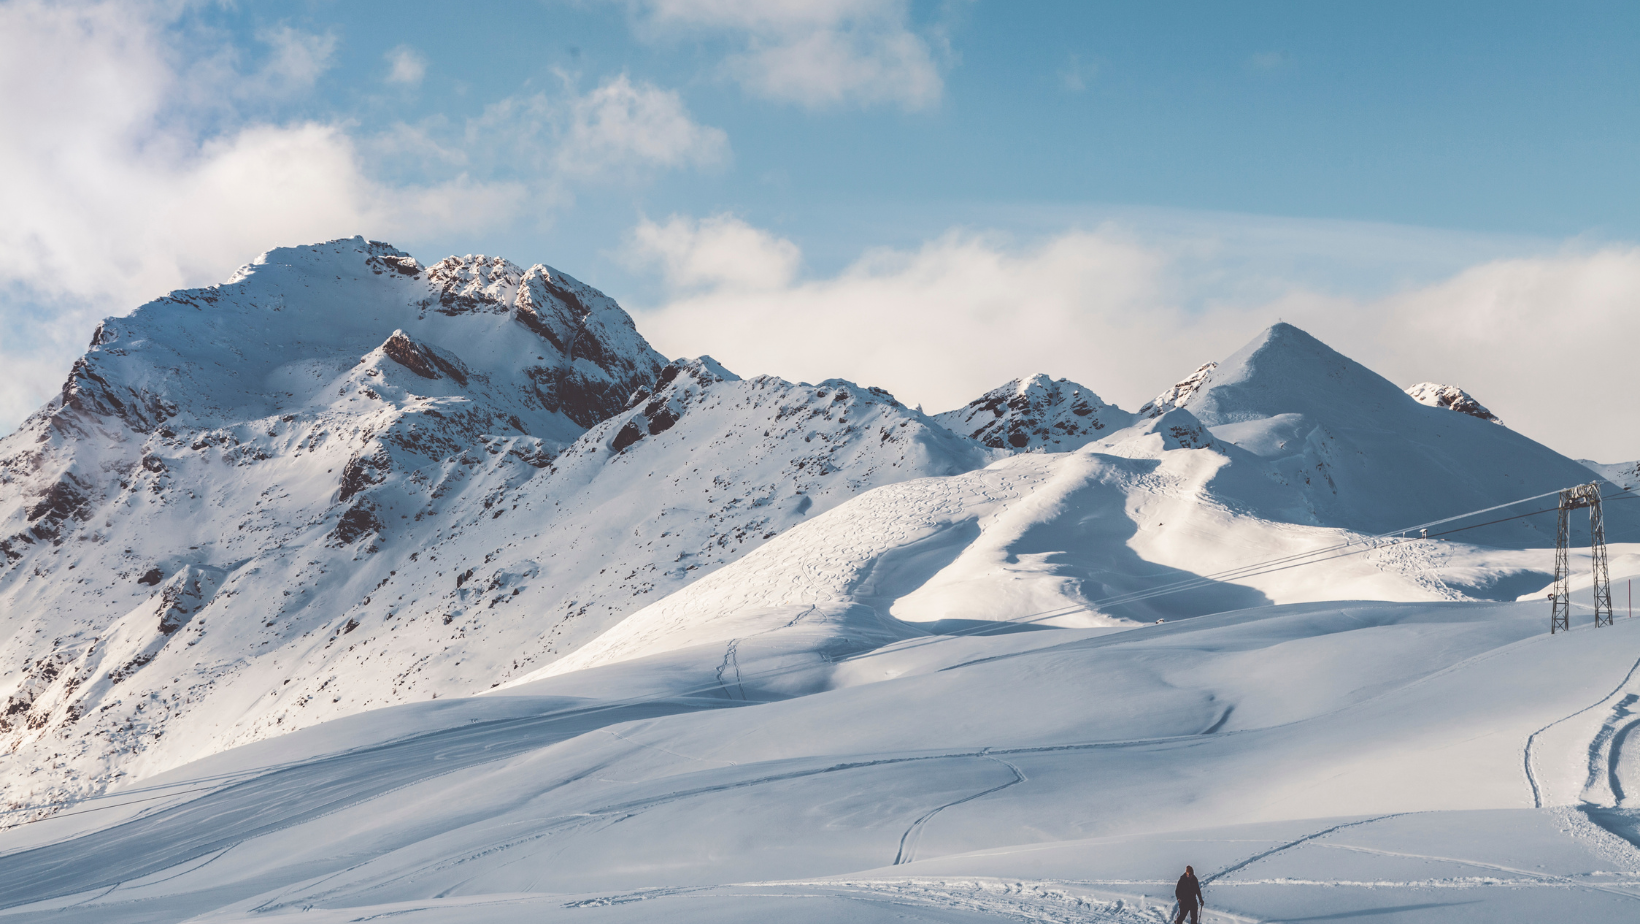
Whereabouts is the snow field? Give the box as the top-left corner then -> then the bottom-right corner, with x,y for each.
2,583 -> 1638,921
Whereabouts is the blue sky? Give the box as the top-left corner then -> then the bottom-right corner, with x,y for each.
2,1 -> 1638,458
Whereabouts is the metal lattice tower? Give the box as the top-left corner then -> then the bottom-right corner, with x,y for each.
1551,483 -> 1613,633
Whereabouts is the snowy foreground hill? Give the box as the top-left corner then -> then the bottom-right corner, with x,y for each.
2,238 -> 1640,923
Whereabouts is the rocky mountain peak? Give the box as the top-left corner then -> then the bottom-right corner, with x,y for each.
933,374 -> 1132,452
1138,362 -> 1217,419
426,254 -> 526,312
1405,383 -> 1503,425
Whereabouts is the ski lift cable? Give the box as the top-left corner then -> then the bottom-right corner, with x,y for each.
838,485 -> 1632,662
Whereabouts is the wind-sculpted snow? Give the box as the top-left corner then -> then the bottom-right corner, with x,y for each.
0,239 -> 979,812
933,374 -> 1133,452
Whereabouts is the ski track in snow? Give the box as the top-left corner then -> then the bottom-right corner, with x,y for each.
895,755 -> 1028,866
1524,639 -> 1640,810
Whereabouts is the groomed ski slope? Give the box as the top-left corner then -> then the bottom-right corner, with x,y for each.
2,580 -> 1639,922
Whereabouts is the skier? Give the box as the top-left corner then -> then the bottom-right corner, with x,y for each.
1172,865 -> 1204,924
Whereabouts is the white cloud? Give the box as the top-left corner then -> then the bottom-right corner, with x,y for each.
385,45 -> 426,86
0,2 -> 512,304
629,219 -> 1207,417
628,213 -> 801,290
624,0 -> 944,110
628,216 -> 1640,462
556,74 -> 729,177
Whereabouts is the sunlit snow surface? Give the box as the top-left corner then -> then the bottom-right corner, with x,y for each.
3,584 -> 1640,922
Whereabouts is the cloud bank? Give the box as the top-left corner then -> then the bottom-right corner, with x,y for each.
627,214 -> 1640,462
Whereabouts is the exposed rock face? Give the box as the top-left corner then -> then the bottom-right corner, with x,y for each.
381,331 -> 469,385
1405,383 -> 1503,425
1138,362 -> 1217,419
933,374 -> 1133,452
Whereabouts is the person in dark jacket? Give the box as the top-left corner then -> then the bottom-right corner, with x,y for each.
1173,865 -> 1204,924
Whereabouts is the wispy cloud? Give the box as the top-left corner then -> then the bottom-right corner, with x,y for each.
621,0 -> 946,110
385,45 -> 427,86
557,74 -> 730,177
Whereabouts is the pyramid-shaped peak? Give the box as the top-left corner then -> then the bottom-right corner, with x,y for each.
1181,322 -> 1410,427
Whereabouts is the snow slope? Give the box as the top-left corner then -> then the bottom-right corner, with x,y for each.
0,240 -> 981,813
2,581 -> 1638,923
1583,458 -> 1640,490
933,374 -> 1133,452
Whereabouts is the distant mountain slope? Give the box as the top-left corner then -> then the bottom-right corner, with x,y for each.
1580,458 -> 1639,490
0,240 -> 981,811
932,375 -> 1132,452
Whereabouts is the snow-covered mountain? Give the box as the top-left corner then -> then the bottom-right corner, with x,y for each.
1581,458 -> 1640,489
932,374 -> 1132,452
0,239 -> 981,810
1406,381 -> 1504,424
